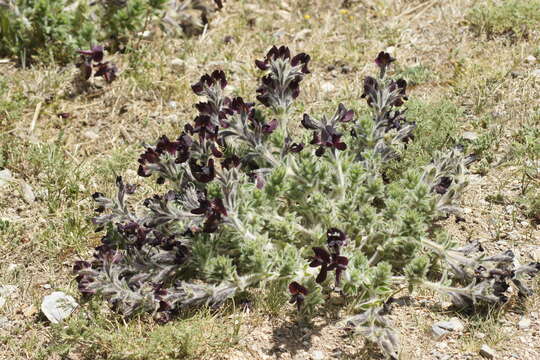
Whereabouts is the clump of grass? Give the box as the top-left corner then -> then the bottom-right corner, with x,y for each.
396,64 -> 433,87
385,99 -> 462,179
465,0 -> 540,40
520,190 -> 540,223
45,304 -> 242,360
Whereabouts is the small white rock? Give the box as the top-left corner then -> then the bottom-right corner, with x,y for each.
20,181 -> 36,203
311,350 -> 325,360
137,30 -> 153,40
431,325 -> 449,340
436,317 -> 465,332
518,318 -> 531,330
83,130 -> 99,140
531,248 -> 540,262
41,292 -> 78,324
525,55 -> 537,63
462,131 -> 478,141
480,344 -> 496,359
321,82 -> 335,92
170,58 -> 185,71
0,285 -> 17,297
0,285 -> 17,309
0,169 -> 13,188
532,69 -> 540,78
7,264 -> 18,272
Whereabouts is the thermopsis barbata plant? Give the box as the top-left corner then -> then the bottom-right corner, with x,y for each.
74,47 -> 539,359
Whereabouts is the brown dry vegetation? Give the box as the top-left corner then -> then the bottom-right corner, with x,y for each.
1,0 -> 539,359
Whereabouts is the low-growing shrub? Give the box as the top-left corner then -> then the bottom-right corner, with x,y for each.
74,47 -> 540,358
0,0 -> 223,65
465,0 -> 540,40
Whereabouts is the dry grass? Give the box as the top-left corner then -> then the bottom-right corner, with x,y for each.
1,0 -> 539,359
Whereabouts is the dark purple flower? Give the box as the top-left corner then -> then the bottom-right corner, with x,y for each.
291,53 -> 311,74
262,119 -> 278,134
388,79 -> 408,106
192,115 -> 219,140
309,241 -> 349,286
94,62 -> 118,83
433,176 -> 452,195
73,260 -> 91,273
255,59 -> 269,71
78,45 -> 104,62
310,126 -> 347,156
289,281 -> 308,311
327,228 -> 347,252
310,247 -> 331,283
336,103 -> 354,123
327,255 -> 348,286
229,97 -> 255,117
189,158 -> 216,183
191,70 -> 227,95
221,155 -> 241,169
76,276 -> 96,295
301,114 -> 319,130
374,51 -> 395,69
289,142 -> 304,153
361,76 -> 379,107
253,172 -> 265,189
137,135 -> 191,178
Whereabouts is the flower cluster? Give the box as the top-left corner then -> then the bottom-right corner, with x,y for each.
301,104 -> 354,156
255,45 -> 310,111
309,228 -> 349,286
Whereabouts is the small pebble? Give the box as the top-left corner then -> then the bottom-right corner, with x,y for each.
480,344 -> 496,359
311,350 -> 325,360
170,58 -> 185,71
321,82 -> 335,92
518,317 -> 531,330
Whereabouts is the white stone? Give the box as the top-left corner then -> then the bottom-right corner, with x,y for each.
532,69 -> 540,78
311,350 -> 325,360
518,318 -> 531,330
83,130 -> 99,140
462,131 -> 478,141
20,181 -> 35,203
525,55 -> 537,63
7,264 -> 18,272
431,324 -> 449,339
170,58 -> 185,71
321,82 -> 335,92
480,344 -> 496,359
41,292 -> 78,324
476,332 -> 486,339
137,30 -> 153,40
436,317 -> 464,332
0,285 -> 17,309
0,169 -> 13,187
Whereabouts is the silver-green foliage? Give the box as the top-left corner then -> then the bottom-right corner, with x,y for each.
74,48 -> 539,359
